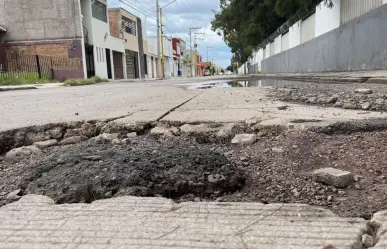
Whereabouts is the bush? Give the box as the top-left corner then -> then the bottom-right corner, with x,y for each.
63,76 -> 109,86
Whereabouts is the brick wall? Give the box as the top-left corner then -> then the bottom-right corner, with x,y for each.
5,40 -> 83,59
109,9 -> 121,39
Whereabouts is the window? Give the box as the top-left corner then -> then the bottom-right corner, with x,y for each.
92,0 -> 107,22
122,17 -> 136,35
102,49 -> 104,63
96,47 -> 99,62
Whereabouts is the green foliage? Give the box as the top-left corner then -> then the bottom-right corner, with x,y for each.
0,72 -> 52,86
212,0 -> 333,64
63,76 -> 108,86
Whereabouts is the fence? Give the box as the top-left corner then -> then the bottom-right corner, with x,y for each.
0,51 -> 82,84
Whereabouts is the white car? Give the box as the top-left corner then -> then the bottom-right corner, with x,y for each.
226,71 -> 233,75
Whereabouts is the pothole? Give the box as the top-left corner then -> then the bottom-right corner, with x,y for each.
19,139 -> 246,204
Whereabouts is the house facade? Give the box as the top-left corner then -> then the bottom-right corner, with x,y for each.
0,0 -> 131,81
82,0 -> 126,80
0,0 -> 85,80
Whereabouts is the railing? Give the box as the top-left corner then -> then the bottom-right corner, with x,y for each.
0,51 -> 82,84
83,26 -> 89,45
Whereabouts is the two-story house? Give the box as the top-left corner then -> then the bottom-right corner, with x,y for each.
0,0 -> 126,81
109,8 -> 149,79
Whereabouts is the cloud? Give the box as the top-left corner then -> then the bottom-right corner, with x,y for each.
108,0 -> 231,67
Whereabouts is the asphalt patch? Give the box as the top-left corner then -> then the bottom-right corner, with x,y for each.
20,139 -> 245,204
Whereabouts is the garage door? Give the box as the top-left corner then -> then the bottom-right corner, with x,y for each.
125,50 -> 139,79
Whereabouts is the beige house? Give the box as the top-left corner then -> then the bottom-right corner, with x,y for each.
109,8 -> 148,79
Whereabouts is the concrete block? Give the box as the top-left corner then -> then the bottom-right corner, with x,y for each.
313,167 -> 353,188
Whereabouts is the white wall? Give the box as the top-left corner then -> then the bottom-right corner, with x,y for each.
281,32 -> 289,51
257,49 -> 264,72
265,44 -> 270,58
301,13 -> 316,44
289,20 -> 301,49
273,36 -> 282,55
315,0 -> 341,37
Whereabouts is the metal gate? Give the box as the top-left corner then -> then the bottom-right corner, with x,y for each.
85,45 -> 95,78
113,51 -> 124,79
125,50 -> 138,79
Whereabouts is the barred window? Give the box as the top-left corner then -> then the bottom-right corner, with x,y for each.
122,17 -> 136,35
92,1 -> 107,22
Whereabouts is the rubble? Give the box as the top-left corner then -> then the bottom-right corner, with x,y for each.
313,167 -> 353,188
231,134 -> 257,146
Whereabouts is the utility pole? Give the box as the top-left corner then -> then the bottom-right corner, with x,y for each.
160,8 -> 164,79
156,0 -> 161,79
189,27 -> 201,77
158,0 -> 177,79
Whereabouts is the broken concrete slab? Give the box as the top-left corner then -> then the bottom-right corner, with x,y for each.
150,126 -> 175,137
0,195 -> 365,249
58,136 -> 83,145
232,134 -> 257,146
95,133 -> 119,141
313,167 -> 353,188
5,145 -> 41,162
354,89 -> 373,94
33,139 -> 58,149
371,211 -> 387,249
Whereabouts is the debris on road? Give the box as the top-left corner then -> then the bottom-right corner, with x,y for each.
355,88 -> 373,94
277,104 -> 288,110
5,145 -> 41,162
313,167 -> 353,188
58,136 -> 83,145
231,134 -> 257,146
33,139 -> 58,149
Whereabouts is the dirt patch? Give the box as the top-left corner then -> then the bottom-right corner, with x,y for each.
3,137 -> 245,204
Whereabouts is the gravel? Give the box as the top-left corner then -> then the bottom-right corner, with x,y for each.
265,80 -> 387,111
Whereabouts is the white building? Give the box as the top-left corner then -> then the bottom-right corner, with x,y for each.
80,0 -> 126,79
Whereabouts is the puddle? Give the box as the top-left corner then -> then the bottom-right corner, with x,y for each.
180,79 -> 263,90
181,78 -> 349,90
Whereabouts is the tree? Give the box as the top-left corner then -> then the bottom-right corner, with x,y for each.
226,65 -> 233,72
212,0 -> 333,64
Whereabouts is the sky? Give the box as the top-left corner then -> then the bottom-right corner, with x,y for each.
108,0 -> 232,68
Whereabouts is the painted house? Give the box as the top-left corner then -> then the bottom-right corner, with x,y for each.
146,36 -> 159,79
0,0 -> 126,80
172,38 -> 181,77
0,0 -> 86,80
82,0 -> 126,79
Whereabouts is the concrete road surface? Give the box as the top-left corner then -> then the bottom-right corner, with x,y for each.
0,195 -> 372,249
2,77 -> 387,132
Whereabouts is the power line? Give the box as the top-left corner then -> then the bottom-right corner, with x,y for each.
117,0 -> 157,21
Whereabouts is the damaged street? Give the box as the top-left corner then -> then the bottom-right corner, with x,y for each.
2,77 -> 387,248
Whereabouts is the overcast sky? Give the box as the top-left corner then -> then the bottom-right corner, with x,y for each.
108,0 -> 232,68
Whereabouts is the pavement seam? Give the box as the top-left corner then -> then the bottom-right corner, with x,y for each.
156,92 -> 203,121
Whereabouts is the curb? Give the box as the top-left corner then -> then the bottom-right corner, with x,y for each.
0,86 -> 37,92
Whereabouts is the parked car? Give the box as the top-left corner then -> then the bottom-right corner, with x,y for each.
204,70 -> 211,76
226,71 -> 233,75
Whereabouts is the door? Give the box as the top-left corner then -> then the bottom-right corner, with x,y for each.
106,49 -> 112,79
113,51 -> 124,79
125,50 -> 139,79
85,45 -> 95,78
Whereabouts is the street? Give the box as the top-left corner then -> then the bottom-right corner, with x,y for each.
2,77 -> 387,249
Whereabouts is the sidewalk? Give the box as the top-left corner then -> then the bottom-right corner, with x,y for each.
0,195 -> 373,249
258,70 -> 387,83
0,83 -> 63,92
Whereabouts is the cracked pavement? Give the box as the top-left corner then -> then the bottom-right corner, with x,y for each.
3,77 -> 387,248
0,195 -> 369,249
